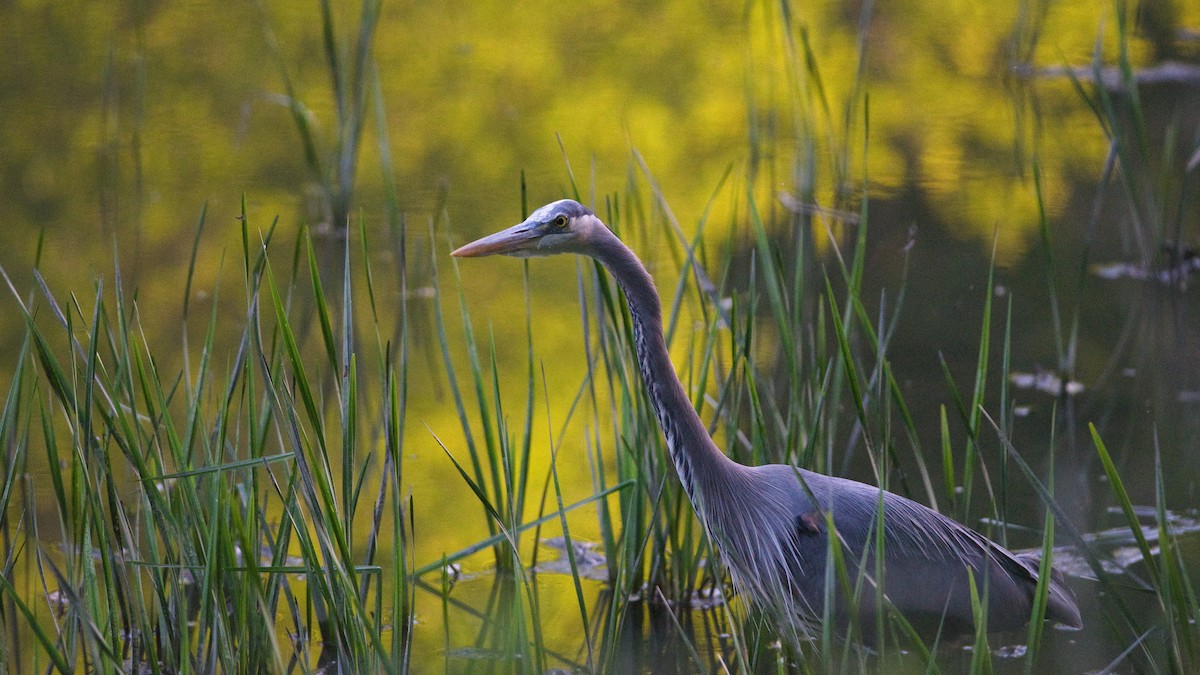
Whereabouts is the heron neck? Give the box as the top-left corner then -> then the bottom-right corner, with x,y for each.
591,233 -> 739,503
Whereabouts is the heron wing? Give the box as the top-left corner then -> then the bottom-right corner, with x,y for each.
768,467 -> 1081,634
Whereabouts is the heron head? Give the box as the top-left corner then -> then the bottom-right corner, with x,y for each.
452,199 -> 605,259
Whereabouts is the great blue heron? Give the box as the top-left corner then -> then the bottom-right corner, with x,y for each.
453,198 -> 1082,642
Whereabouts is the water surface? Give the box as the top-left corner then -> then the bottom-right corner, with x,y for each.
1,1 -> 1198,671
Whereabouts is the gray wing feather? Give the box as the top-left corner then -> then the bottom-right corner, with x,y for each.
714,465 -> 1081,637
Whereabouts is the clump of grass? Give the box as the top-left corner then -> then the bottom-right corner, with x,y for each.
0,201 -> 416,672
5,0 -> 1198,672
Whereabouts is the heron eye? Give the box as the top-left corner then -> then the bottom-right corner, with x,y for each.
553,215 -> 568,228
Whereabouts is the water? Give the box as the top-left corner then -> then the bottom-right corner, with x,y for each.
1,1 -> 1198,671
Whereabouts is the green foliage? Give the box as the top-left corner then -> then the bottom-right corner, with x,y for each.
0,0 -> 1197,672
0,202 -> 417,671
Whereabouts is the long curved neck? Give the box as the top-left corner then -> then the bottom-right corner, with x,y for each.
590,231 -> 740,506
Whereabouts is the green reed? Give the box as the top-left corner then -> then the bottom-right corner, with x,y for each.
1026,3 -> 1199,670
263,0 -> 382,233
3,0 -> 1197,672
0,200 -> 417,671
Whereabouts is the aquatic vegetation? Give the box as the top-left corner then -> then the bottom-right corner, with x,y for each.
0,0 -> 1197,672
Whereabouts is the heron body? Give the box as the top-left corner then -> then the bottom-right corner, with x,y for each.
453,199 -> 1082,641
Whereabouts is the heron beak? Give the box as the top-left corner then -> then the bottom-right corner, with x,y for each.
451,221 -> 539,258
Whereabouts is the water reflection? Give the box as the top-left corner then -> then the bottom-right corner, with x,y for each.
2,0 -> 1200,671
